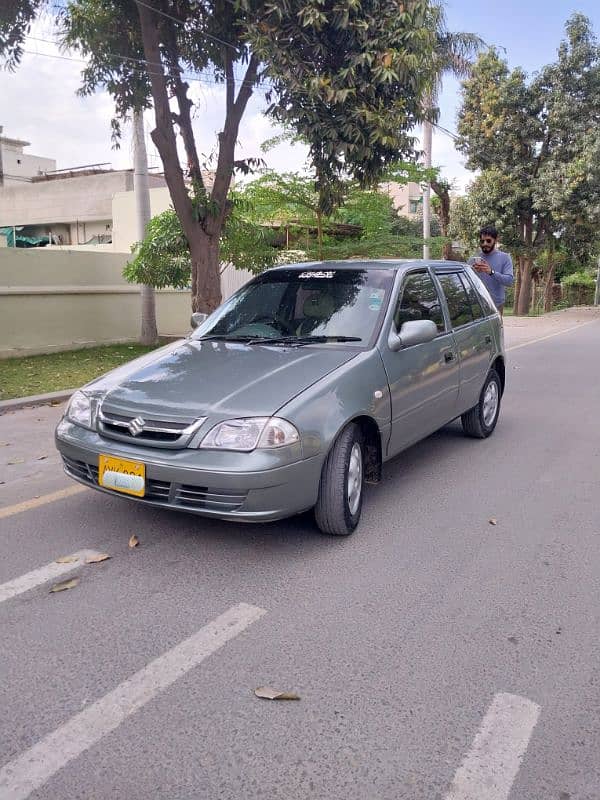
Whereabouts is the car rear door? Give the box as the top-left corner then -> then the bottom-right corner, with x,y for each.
379,269 -> 459,457
433,269 -> 496,414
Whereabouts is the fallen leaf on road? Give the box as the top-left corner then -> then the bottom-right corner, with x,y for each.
50,577 -> 80,593
7,459 -> 25,465
254,686 -> 300,701
85,553 -> 110,564
489,518 -> 498,526
37,455 -> 48,461
128,535 -> 140,549
0,442 -> 11,447
0,481 -> 5,485
56,555 -> 79,564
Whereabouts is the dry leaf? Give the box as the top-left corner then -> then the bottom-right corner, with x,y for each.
254,686 -> 300,701
85,553 -> 110,564
50,577 -> 80,593
7,459 -> 25,465
56,555 -> 79,564
489,518 -> 498,526
128,535 -> 140,549
37,455 -> 48,461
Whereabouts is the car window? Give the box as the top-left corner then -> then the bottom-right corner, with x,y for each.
192,268 -> 395,347
394,271 -> 446,333
460,273 -> 485,320
437,273 -> 474,328
465,269 -> 497,316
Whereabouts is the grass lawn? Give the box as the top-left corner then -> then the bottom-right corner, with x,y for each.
0,342 -> 164,401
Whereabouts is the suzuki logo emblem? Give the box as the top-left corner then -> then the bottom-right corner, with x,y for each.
128,416 -> 146,436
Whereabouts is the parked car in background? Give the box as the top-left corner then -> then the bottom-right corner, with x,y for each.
55,260 -> 505,535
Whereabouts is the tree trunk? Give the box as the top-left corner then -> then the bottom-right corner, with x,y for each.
517,257 -> 533,316
543,248 -> 556,313
316,210 -> 323,261
422,114 -> 433,260
133,109 -> 159,346
188,229 -> 222,313
430,178 -> 451,259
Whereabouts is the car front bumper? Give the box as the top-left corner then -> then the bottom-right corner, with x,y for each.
55,419 -> 324,523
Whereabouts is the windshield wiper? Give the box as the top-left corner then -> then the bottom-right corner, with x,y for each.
242,335 -> 363,346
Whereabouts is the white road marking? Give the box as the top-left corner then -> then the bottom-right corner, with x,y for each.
0,486 -> 86,520
444,692 -> 541,800
506,318 -> 598,352
0,602 -> 266,800
0,550 -> 103,604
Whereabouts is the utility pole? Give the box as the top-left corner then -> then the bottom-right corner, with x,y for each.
133,109 -> 158,345
595,255 -> 600,307
422,116 -> 432,260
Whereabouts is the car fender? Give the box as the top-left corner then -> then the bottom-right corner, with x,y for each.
275,348 -> 391,461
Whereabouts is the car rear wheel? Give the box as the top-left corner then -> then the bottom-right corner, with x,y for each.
314,423 -> 364,536
461,368 -> 501,439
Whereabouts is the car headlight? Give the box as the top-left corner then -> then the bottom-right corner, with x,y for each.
65,391 -> 93,429
200,417 -> 299,451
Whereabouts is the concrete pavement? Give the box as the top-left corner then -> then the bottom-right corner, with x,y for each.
1,310 -> 600,800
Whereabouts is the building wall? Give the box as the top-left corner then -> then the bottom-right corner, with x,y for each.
111,186 -> 173,252
0,138 -> 56,185
0,171 -> 166,242
380,181 -> 423,218
0,248 -> 191,358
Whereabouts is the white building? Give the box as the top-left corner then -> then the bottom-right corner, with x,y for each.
0,130 -> 56,186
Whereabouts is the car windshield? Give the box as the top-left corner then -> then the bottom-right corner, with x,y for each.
192,267 -> 395,346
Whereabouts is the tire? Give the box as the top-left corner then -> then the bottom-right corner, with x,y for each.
314,423 -> 364,536
461,368 -> 501,439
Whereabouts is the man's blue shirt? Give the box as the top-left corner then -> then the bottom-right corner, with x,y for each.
468,249 -> 514,306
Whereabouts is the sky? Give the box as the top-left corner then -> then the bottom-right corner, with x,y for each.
1,1 -> 600,194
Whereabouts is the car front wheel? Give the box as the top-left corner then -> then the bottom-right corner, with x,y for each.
314,423 -> 364,536
461,368 -> 501,439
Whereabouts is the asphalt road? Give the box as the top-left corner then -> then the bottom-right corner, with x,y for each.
1,309 -> 599,800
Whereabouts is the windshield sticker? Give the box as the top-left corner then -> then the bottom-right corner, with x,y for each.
368,289 -> 385,311
298,271 -> 335,279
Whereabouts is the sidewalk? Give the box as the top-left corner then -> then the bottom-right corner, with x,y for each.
503,305 -> 600,350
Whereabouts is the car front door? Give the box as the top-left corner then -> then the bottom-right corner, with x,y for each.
434,270 -> 496,413
379,269 -> 460,458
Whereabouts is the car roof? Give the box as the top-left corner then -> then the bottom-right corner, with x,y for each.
266,259 -> 468,274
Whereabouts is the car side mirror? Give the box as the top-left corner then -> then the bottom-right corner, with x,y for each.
389,319 -> 439,351
190,312 -> 208,329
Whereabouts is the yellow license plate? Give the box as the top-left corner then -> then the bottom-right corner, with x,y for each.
98,455 -> 146,497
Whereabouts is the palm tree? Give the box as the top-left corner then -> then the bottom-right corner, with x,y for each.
422,6 -> 484,258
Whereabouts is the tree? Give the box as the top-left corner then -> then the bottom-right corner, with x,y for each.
1,0 -> 438,313
421,4 -> 483,257
457,15 -> 600,314
124,197 -> 279,289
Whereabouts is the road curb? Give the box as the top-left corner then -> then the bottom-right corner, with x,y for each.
0,389 -> 75,414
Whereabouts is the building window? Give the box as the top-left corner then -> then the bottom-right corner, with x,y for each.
409,199 -> 420,214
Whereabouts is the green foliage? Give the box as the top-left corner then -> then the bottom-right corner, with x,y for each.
246,0 -> 438,208
124,202 -> 279,289
456,15 -> 600,268
124,210 -> 191,289
561,271 -> 597,288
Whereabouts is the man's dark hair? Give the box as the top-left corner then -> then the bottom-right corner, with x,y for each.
479,224 -> 498,239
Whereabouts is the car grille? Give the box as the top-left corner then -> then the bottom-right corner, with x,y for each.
98,410 -> 205,449
61,455 -> 247,513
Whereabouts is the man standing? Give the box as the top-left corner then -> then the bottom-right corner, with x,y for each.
468,225 -> 514,316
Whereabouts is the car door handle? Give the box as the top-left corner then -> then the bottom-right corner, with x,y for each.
444,351 -> 455,363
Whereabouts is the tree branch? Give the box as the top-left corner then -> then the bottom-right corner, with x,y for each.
225,48 -> 234,114
135,1 -> 197,242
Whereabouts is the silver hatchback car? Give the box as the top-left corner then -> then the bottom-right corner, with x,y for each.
56,260 -> 505,535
